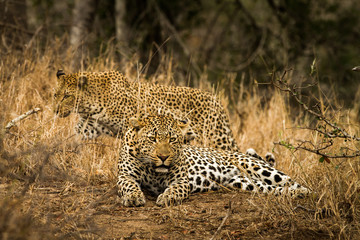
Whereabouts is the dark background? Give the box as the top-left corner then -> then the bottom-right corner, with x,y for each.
2,0 -> 360,106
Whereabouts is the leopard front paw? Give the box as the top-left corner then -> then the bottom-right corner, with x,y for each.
156,193 -> 173,207
156,192 -> 185,207
120,191 -> 146,207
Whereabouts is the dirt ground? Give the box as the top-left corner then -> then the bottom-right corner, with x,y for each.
4,178 -> 335,240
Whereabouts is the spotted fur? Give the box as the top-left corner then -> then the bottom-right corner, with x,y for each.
117,115 -> 310,207
54,70 -> 237,151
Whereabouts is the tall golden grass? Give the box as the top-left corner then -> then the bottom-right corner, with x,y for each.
1,39 -> 359,239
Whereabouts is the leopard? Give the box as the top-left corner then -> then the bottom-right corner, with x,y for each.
53,70 -> 238,151
117,114 -> 310,207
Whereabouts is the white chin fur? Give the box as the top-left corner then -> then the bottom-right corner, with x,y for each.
155,167 -> 169,173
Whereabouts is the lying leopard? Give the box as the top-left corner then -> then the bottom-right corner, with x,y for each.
117,115 -> 310,207
54,70 -> 237,151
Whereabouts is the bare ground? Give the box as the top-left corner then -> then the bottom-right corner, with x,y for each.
2,178 -> 338,240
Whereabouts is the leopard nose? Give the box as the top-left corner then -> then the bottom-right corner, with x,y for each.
157,155 -> 169,162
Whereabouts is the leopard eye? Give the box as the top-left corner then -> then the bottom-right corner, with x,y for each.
169,137 -> 177,143
149,136 -> 156,142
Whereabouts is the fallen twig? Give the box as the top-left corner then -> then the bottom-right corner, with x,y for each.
210,201 -> 232,240
5,108 -> 41,132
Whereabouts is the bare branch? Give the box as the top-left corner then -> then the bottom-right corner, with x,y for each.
5,108 -> 41,133
272,70 -> 360,141
271,69 -> 360,160
275,140 -> 360,159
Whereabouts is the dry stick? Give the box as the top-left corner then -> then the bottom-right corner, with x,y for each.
294,205 -> 315,213
210,201 -> 232,240
5,108 -> 41,132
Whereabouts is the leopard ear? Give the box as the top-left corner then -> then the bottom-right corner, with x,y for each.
77,75 -> 88,90
177,118 -> 196,143
56,69 -> 66,79
177,118 -> 190,135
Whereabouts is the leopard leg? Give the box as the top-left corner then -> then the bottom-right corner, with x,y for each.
227,174 -> 310,197
271,181 -> 311,198
156,180 -> 190,207
76,117 -> 114,139
227,175 -> 274,193
117,176 -> 146,207
117,153 -> 146,207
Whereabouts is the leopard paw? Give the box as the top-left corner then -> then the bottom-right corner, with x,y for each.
156,192 -> 183,207
120,191 -> 146,207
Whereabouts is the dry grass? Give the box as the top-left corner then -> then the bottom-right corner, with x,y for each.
1,40 -> 360,239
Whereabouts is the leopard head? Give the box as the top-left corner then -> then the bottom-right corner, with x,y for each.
125,115 -> 189,173
53,70 -> 88,117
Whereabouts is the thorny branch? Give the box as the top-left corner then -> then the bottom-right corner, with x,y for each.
271,69 -> 360,160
